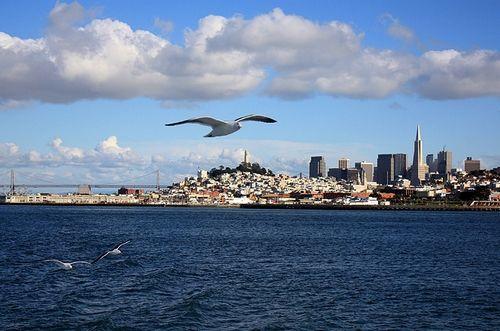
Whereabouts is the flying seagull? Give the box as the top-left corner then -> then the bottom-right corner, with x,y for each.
93,240 -> 131,264
44,259 -> 91,270
165,114 -> 277,137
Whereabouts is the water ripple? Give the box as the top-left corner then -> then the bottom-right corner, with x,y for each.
1,206 -> 499,330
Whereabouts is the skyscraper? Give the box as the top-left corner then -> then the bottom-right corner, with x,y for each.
377,154 -> 394,185
355,161 -> 374,182
426,154 -> 436,172
464,157 -> 480,173
437,150 -> 452,175
393,153 -> 407,179
309,156 -> 326,178
410,125 -> 428,186
338,158 -> 349,169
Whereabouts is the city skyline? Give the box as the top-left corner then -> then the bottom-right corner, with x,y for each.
1,1 -> 499,185
309,124 -> 486,186
0,122 -> 492,186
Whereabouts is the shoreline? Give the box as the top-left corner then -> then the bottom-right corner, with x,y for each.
0,202 -> 235,208
240,203 -> 500,212
1,202 -> 499,211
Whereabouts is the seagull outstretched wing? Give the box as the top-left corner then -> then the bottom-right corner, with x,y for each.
71,261 -> 91,265
93,240 -> 131,263
165,117 -> 226,128
92,251 -> 111,264
115,240 -> 131,250
234,114 -> 277,123
44,259 -> 65,267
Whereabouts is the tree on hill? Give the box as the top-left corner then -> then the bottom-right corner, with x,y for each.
209,162 -> 274,178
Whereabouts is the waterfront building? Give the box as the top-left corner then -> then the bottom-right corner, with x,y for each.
118,187 -> 144,195
309,156 -> 326,178
464,157 -> 481,173
410,125 -> 428,186
377,154 -> 394,185
338,158 -> 349,169
355,161 -> 374,182
437,150 -> 453,175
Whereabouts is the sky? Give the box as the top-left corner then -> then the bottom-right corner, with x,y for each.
0,0 -> 499,187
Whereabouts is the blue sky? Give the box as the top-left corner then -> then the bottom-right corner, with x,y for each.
0,1 -> 499,186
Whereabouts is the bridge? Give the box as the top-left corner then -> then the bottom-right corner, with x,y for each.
0,169 -> 163,193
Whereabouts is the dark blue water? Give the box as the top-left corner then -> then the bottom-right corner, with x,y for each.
1,206 -> 499,330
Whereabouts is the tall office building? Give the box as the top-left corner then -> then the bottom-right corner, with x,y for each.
355,161 -> 374,182
309,156 -> 326,178
377,154 -> 394,185
338,158 -> 349,169
464,157 -> 480,173
393,153 -> 407,179
410,125 -> 428,186
437,150 -> 452,175
426,154 -> 434,166
427,154 -> 439,173
426,154 -> 437,172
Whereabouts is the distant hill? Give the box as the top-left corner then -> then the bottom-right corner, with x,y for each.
208,162 -> 274,178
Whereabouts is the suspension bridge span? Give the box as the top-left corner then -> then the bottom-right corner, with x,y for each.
0,169 -> 163,193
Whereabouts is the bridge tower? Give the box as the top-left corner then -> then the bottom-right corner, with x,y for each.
156,169 -> 160,192
10,169 -> 15,195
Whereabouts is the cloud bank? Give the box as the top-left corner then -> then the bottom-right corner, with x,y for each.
0,2 -> 499,109
0,136 -> 377,184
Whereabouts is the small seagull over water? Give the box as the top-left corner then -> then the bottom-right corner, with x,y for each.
165,114 -> 277,137
44,259 -> 91,270
93,240 -> 131,263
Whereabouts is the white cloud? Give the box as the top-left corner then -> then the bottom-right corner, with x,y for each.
380,13 -> 415,43
0,142 -> 20,161
207,8 -> 361,70
415,49 -> 500,99
0,136 -> 379,184
154,18 -> 174,34
1,136 -> 143,169
48,1 -> 87,29
0,2 -> 499,105
0,99 -> 32,111
51,137 -> 84,159
4,135 -> 499,186
96,136 -> 130,155
0,2 -> 264,103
